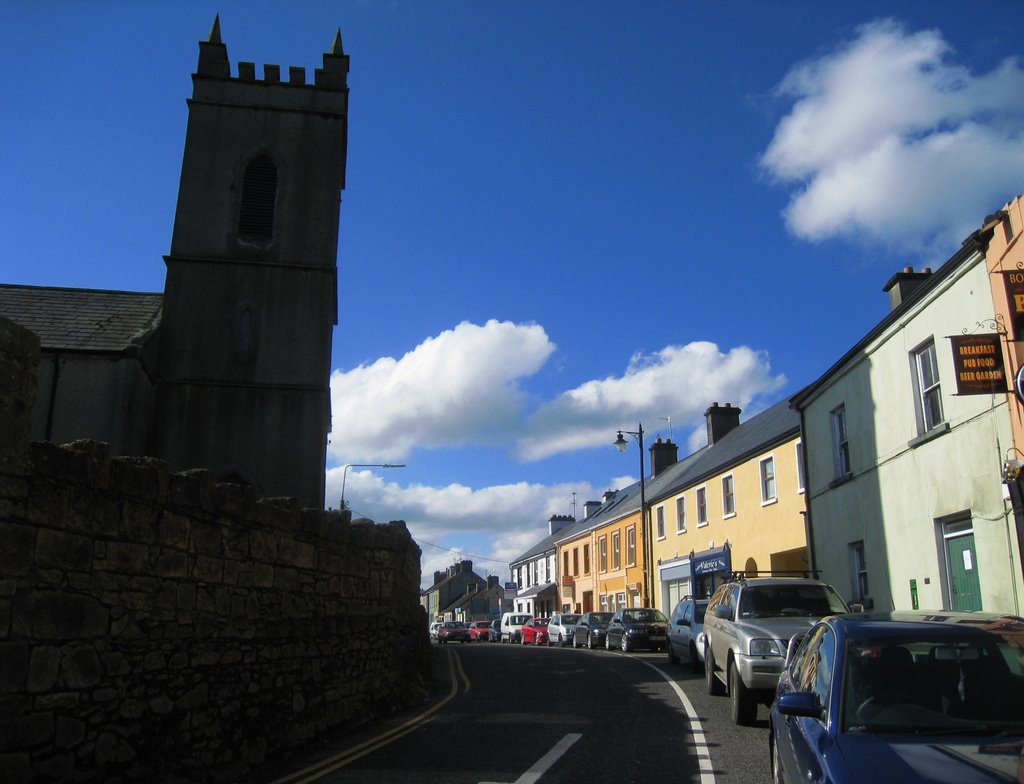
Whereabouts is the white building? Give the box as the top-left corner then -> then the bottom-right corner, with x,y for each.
793,219 -> 1024,614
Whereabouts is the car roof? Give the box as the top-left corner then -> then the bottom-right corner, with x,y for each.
823,611 -> 1024,639
728,577 -> 831,588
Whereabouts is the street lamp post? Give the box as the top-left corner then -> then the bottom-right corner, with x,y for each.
340,463 -> 405,510
614,423 -> 649,607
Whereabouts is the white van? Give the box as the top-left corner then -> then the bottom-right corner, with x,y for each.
500,612 -> 532,643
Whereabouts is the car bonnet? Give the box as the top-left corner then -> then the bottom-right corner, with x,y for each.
835,732 -> 1024,783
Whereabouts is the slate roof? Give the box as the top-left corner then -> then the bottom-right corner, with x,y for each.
510,520 -> 583,566
0,284 -> 163,353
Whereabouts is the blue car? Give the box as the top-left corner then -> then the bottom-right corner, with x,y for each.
769,611 -> 1024,784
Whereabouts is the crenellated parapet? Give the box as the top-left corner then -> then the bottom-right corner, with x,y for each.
197,14 -> 349,95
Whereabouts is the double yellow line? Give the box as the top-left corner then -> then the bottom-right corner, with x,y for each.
270,647 -> 470,784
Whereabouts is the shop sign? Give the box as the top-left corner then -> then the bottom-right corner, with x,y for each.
950,334 -> 1006,395
1003,271 -> 1024,339
692,550 -> 730,576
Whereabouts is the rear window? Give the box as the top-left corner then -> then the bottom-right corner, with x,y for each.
738,584 -> 847,619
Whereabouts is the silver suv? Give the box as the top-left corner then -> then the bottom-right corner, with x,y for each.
703,575 -> 851,725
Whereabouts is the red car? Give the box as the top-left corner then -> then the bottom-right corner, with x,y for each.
520,617 -> 549,645
437,621 -> 471,644
466,621 -> 492,641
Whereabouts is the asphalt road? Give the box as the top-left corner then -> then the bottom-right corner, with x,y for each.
250,640 -> 773,784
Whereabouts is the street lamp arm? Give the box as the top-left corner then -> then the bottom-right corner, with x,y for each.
340,463 -> 406,510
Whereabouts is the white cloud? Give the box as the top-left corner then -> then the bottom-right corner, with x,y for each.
328,319 -> 555,463
761,18 -> 1024,252
516,342 -> 786,460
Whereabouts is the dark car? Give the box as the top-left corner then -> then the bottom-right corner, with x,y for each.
606,607 -> 669,652
667,596 -> 708,672
488,619 -> 501,642
573,611 -> 613,649
769,611 -> 1024,784
436,621 -> 471,644
521,617 -> 550,645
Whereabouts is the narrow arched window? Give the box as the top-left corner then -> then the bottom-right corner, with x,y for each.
238,155 -> 277,240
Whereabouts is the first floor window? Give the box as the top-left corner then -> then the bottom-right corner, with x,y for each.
599,537 -> 607,572
656,506 -> 666,538
676,496 -> 686,533
722,474 -> 735,516
696,487 -> 708,526
760,457 -> 776,503
913,340 -> 944,433
626,526 -> 636,566
612,532 -> 621,570
831,405 -> 851,479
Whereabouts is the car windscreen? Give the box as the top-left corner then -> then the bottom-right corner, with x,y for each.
842,634 -> 1024,734
694,604 -> 707,623
589,613 -> 613,625
738,585 -> 847,619
562,615 -> 581,624
622,609 -> 668,623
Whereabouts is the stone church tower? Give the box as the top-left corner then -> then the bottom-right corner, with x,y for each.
152,19 -> 349,507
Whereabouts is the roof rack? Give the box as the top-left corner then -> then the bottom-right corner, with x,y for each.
727,569 -> 821,581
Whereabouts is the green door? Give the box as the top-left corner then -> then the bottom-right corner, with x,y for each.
947,533 -> 982,611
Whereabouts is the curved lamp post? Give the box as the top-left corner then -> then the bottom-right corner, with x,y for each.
340,463 -> 405,510
614,423 -> 649,607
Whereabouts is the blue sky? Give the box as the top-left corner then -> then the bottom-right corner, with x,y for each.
4,2 -> 1023,587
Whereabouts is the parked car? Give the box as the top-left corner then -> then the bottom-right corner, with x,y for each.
489,619 -> 501,641
429,621 -> 442,641
704,575 -> 852,725
466,620 -> 492,641
606,608 -> 669,652
521,617 -> 550,645
573,612 -> 613,649
769,611 -> 1024,784
437,621 -> 471,644
667,596 -> 708,672
500,612 -> 532,643
547,613 -> 581,647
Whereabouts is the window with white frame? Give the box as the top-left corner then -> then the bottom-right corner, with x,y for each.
760,457 -> 776,504
912,339 -> 944,434
849,541 -> 868,602
612,532 -> 621,570
656,506 -> 665,539
831,404 -> 851,479
722,474 -> 736,517
626,526 -> 636,566
676,496 -> 686,533
696,487 -> 708,526
795,441 -> 805,493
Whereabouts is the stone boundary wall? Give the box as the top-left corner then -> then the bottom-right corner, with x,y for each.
0,317 -> 432,782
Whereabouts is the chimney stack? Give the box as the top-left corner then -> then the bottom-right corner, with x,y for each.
548,514 -> 574,535
705,402 -> 741,445
602,490 -> 617,503
649,437 -> 679,477
883,267 -> 932,311
583,500 -> 603,518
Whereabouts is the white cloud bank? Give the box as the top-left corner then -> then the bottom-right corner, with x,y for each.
330,324 -> 785,465
516,342 -> 786,460
761,19 -> 1024,252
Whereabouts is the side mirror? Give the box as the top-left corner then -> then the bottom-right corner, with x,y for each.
713,605 -> 733,621
848,603 -> 864,614
776,692 -> 823,719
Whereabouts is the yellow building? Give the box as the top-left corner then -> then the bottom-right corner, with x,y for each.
648,401 -> 809,613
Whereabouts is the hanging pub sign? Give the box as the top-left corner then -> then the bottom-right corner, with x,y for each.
950,333 -> 1006,395
1003,271 -> 1024,339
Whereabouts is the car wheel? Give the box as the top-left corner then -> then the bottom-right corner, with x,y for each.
605,634 -> 613,650
620,635 -> 631,653
587,635 -> 596,650
572,635 -> 580,649
705,643 -> 724,695
667,640 -> 680,665
729,658 -> 757,725
557,634 -> 564,647
689,642 -> 702,674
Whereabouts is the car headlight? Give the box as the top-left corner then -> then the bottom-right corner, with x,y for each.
749,638 -> 782,656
